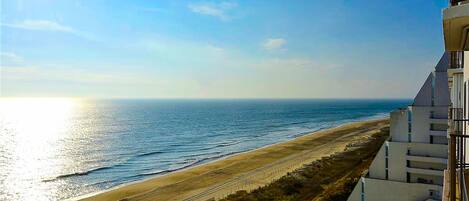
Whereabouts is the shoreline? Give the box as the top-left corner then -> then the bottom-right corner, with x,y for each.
76,117 -> 388,201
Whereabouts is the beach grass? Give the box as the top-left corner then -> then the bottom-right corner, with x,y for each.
220,125 -> 388,201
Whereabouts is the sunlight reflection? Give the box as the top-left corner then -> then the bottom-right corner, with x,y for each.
0,98 -> 80,201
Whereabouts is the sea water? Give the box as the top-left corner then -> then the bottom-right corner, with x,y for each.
0,98 -> 410,200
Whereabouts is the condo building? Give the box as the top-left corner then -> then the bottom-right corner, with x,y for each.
348,1 -> 469,201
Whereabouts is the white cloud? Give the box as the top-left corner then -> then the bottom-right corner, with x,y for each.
2,20 -> 75,33
2,19 -> 97,41
188,2 -> 237,20
263,38 -> 287,50
0,52 -> 23,64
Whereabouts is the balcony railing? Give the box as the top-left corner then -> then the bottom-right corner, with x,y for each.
449,133 -> 469,201
449,51 -> 464,69
451,0 -> 469,6
448,107 -> 469,201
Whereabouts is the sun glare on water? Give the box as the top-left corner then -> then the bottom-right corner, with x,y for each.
0,98 -> 81,201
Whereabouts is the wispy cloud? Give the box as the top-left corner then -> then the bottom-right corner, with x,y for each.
188,2 -> 237,20
2,20 -> 75,33
1,19 -> 97,41
0,52 -> 23,64
263,38 -> 287,51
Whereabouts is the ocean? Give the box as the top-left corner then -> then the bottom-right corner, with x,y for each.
0,98 -> 410,200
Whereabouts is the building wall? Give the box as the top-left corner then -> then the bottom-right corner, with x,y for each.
369,141 -> 446,182
368,141 -> 448,183
368,142 -> 386,179
408,143 -> 448,158
409,173 -> 443,185
451,73 -> 464,108
463,51 -> 469,163
390,109 -> 409,142
388,141 -> 408,182
411,106 -> 431,143
433,135 -> 448,144
347,177 -> 442,201
348,52 -> 450,201
391,106 -> 448,144
408,161 -> 446,171
464,51 -> 469,119
409,106 -> 448,143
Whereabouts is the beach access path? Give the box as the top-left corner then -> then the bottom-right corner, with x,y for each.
79,119 -> 388,201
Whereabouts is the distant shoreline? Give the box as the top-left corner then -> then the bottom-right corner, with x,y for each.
76,117 -> 389,201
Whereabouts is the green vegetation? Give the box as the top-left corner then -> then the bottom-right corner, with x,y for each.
218,126 -> 389,201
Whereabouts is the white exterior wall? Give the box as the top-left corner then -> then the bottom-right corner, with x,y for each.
409,173 -> 443,185
368,142 -> 386,179
410,106 -> 448,143
368,141 -> 448,181
347,177 -> 442,201
464,51 -> 469,119
390,109 -> 408,142
348,179 -> 361,201
463,51 -> 469,163
451,73 -> 464,108
391,106 -> 448,144
388,141 -> 408,181
408,143 -> 448,158
411,106 -> 431,143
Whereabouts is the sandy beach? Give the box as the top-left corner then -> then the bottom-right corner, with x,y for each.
78,118 -> 389,201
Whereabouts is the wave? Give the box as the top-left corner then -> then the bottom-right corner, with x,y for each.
43,151 -> 166,182
183,151 -> 222,158
86,151 -> 245,187
212,140 -> 242,148
42,165 -> 117,182
135,150 -> 164,157
42,149 -> 244,184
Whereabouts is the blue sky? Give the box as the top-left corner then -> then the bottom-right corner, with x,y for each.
1,0 -> 448,98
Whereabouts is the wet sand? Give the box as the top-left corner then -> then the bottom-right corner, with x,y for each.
78,119 -> 389,201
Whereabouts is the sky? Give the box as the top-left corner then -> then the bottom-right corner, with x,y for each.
0,0 -> 449,99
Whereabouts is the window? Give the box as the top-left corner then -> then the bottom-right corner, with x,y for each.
407,110 -> 412,142
361,180 -> 365,201
431,72 -> 435,106
385,144 -> 389,180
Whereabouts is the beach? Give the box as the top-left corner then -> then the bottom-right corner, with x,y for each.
79,118 -> 389,201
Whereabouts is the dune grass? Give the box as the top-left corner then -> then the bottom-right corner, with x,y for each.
219,126 -> 389,201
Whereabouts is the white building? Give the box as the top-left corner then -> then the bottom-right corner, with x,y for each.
348,1 -> 469,201
347,54 -> 450,201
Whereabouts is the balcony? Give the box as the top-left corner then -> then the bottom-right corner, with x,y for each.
431,117 -> 449,124
407,167 -> 445,177
430,130 -> 448,137
443,2 -> 469,51
444,115 -> 469,201
407,154 -> 448,165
